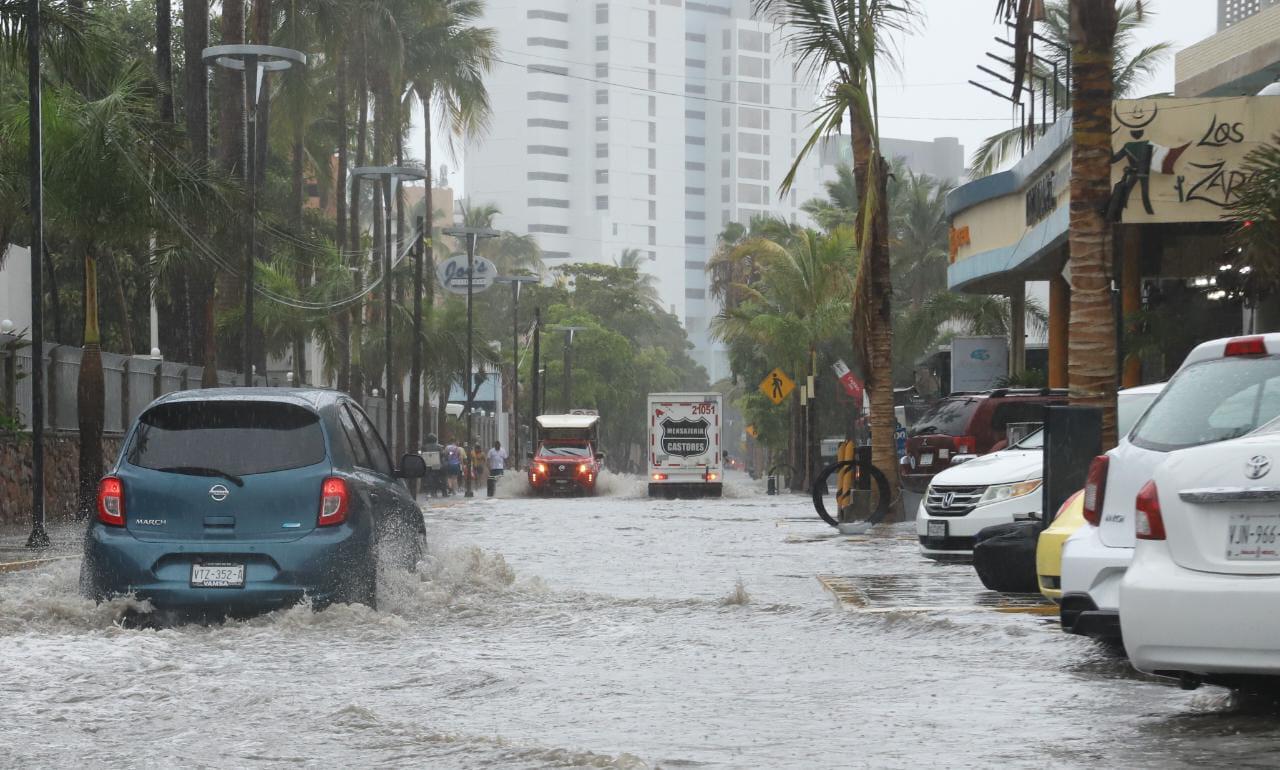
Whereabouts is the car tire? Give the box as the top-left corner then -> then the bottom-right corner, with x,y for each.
972,522 -> 1040,593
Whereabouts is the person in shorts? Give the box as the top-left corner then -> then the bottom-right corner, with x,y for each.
487,440 -> 508,478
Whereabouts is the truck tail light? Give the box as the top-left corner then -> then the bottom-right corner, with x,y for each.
1135,480 -> 1165,540
318,477 -> 349,526
1082,456 -> 1109,526
1224,336 -> 1267,357
652,473 -> 668,481
97,477 -> 125,527
705,472 -> 719,481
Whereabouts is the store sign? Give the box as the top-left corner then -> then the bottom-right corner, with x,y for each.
437,254 -> 497,295
1025,170 -> 1056,226
1110,96 -> 1280,224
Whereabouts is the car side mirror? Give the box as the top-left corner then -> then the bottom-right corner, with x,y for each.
595,452 -> 605,462
397,453 -> 427,478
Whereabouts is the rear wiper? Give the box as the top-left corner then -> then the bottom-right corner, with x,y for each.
154,466 -> 245,487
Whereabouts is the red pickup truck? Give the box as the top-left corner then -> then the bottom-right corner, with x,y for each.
528,414 -> 605,496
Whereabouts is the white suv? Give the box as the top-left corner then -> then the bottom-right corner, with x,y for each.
1060,335 -> 1280,640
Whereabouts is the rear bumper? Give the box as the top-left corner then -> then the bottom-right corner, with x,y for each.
1060,525 -> 1131,616
81,522 -> 372,613
1059,593 -> 1121,638
1122,541 -> 1280,677
648,481 -> 723,498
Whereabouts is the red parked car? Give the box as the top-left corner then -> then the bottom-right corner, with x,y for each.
900,388 -> 1068,493
528,414 -> 605,496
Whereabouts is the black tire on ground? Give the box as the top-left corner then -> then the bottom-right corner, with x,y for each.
972,521 -> 1041,594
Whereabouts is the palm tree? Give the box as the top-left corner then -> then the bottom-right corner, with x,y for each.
712,226 -> 856,489
398,0 -> 493,458
971,0 -> 1170,176
615,248 -> 661,310
1001,0 -> 1129,445
753,0 -> 916,504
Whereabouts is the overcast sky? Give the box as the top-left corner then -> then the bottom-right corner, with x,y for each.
876,0 -> 1217,169
418,0 -> 1219,197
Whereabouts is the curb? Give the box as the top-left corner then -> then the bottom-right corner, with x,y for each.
0,554 -> 78,574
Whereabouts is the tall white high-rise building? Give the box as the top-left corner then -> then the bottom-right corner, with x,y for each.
464,0 -> 822,382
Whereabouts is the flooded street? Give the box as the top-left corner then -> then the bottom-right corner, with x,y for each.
4,474 -> 1280,768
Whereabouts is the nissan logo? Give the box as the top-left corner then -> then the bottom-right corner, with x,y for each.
209,484 -> 230,502
1246,455 -> 1272,480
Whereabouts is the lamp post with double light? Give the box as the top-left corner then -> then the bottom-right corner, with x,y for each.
202,44 -> 305,385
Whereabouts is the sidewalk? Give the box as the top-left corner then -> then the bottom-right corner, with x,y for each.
0,520 -> 82,573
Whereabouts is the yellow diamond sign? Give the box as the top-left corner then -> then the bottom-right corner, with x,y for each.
759,367 -> 796,406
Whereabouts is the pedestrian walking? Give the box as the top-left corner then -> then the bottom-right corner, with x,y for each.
470,442 -> 486,484
444,440 -> 462,493
487,441 -> 508,479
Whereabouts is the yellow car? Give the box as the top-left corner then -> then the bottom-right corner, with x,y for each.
1037,489 -> 1085,602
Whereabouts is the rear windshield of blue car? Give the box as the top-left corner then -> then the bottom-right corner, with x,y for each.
127,401 -> 327,476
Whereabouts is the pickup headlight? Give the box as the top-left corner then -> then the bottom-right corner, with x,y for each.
975,479 -> 1041,507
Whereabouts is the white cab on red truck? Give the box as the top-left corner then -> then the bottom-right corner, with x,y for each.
648,393 -> 724,498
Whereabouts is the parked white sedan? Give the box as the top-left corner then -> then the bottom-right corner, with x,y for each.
1122,424 -> 1280,691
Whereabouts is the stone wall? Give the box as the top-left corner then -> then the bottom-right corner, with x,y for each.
0,434 -> 124,526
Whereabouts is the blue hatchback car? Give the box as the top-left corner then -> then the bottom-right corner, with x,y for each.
80,388 -> 426,616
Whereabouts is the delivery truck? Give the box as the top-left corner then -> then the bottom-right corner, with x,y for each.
647,392 -> 723,498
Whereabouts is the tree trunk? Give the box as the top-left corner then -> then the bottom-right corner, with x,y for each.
850,114 -> 901,512
335,50 -> 351,392
410,89 -> 435,455
156,0 -> 174,123
77,243 -> 105,519
349,39 -> 370,400
249,0 -> 272,379
184,0 -> 216,386
1068,0 -> 1120,447
214,0 -> 244,376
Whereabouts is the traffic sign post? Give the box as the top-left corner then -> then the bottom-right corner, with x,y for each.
759,367 -> 796,406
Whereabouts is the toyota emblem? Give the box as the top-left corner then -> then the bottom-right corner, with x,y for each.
1246,455 -> 1272,480
209,484 -> 230,502
941,492 -> 956,508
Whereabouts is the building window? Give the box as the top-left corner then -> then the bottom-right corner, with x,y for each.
684,238 -> 705,247
648,96 -> 656,116
527,63 -> 569,75
529,198 -> 570,208
686,210 -> 705,220
648,69 -> 657,90
685,288 -> 706,299
685,110 -> 705,120
595,3 -> 608,23
739,82 -> 768,104
527,171 -> 570,182
596,143 -> 609,158
685,135 -> 704,146
527,144 -> 569,157
721,184 -> 730,202
722,108 -> 731,127
529,224 -> 569,234
739,107 -> 769,129
595,35 -> 608,51
722,57 -> 731,76
543,250 -> 571,260
686,32 -> 705,42
649,175 -> 657,195
738,158 -> 769,179
596,169 -> 609,184
649,122 -> 657,142
649,11 -> 657,36
596,62 -> 608,78
528,118 -> 569,129
648,226 -> 656,245
685,186 -> 704,195
527,9 -> 569,22
649,200 -> 657,220
687,83 -> 706,95
721,134 -> 730,151
685,161 -> 705,171
528,91 -> 569,103
739,29 -> 767,52
596,196 -> 609,210
527,37 -> 569,49
738,133 -> 769,154
648,43 -> 656,63
685,260 -> 706,270
721,82 -> 731,100
648,148 -> 656,168
686,58 -> 705,68
738,183 -> 768,204
596,89 -> 609,105
739,56 -> 769,79
595,116 -> 609,131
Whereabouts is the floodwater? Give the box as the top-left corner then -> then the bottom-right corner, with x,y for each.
3,472 -> 1280,768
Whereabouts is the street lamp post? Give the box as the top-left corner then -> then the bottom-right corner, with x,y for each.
26,0 -> 49,549
442,227 -> 498,498
351,165 -> 427,443
530,307 -> 541,454
496,275 -> 538,471
202,44 -> 305,386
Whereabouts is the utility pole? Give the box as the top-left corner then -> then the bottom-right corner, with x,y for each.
26,0 -> 49,548
409,216 -> 424,458
549,325 -> 586,413
496,275 -> 537,470
531,307 -> 541,452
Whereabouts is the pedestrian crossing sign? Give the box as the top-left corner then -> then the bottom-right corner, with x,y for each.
759,367 -> 796,406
